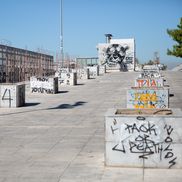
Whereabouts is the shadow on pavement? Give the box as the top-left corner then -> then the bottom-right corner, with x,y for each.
48,101 -> 87,110
57,91 -> 69,94
76,83 -> 85,86
24,102 -> 40,107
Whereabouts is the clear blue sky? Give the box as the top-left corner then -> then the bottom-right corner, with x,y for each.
0,0 -> 181,68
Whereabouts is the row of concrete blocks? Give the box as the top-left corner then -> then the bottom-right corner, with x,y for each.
0,65 -> 106,108
55,65 -> 106,86
105,67 -> 182,169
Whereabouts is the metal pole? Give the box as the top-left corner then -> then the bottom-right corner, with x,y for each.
60,0 -> 64,68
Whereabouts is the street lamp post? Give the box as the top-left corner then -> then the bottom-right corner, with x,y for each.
60,0 -> 64,68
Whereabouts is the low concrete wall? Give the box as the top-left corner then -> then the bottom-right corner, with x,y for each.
77,68 -> 90,79
105,108 -> 182,169
0,83 -> 25,107
127,87 -> 169,109
135,78 -> 164,87
87,66 -> 99,77
30,77 -> 58,94
59,72 -> 77,86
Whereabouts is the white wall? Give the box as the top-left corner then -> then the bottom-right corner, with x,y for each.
97,38 -> 135,71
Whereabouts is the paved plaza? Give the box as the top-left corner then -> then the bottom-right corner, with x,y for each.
0,71 -> 182,182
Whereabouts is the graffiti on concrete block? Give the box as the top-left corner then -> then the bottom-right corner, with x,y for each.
127,89 -> 169,109
0,84 -> 25,107
109,118 -> 177,168
77,69 -> 89,79
58,73 -> 74,85
139,70 -> 161,79
87,66 -> 99,77
30,77 -> 57,94
31,87 -> 54,94
99,65 -> 106,74
1,88 -> 13,107
135,78 -> 164,88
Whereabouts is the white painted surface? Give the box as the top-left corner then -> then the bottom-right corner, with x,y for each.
58,72 -> 77,86
105,108 -> 182,168
99,65 -> 106,75
30,77 -> 58,94
77,68 -> 90,79
0,84 -> 25,107
87,66 -> 99,77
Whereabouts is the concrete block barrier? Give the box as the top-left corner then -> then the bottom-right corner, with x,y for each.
105,108 -> 182,168
30,77 -> 58,94
127,87 -> 169,109
0,83 -> 25,107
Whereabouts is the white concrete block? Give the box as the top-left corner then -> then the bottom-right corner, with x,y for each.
99,65 -> 106,75
0,83 -> 25,107
87,66 -> 99,77
30,77 -> 58,94
59,72 -> 77,86
77,68 -> 90,79
105,108 -> 182,168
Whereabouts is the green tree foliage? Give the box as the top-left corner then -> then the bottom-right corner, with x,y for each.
167,18 -> 182,58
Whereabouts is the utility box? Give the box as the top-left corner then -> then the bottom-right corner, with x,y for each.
105,108 -> 182,169
0,83 -> 25,107
127,87 -> 169,109
30,77 -> 58,94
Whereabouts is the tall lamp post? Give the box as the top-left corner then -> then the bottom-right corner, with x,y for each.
60,0 -> 64,68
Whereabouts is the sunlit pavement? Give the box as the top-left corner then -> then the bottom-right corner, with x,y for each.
0,71 -> 182,182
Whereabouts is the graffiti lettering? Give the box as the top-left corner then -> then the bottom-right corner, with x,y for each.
30,77 -> 57,94
135,79 -> 164,88
112,143 -> 126,153
110,119 -> 177,168
110,119 -> 119,134
163,124 -> 177,168
36,77 -> 48,82
58,72 -> 75,85
129,134 -> 156,159
31,87 -> 54,94
125,122 -> 157,136
77,69 -> 88,79
2,88 -> 13,108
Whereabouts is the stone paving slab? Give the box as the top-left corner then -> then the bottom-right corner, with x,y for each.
0,71 -> 182,182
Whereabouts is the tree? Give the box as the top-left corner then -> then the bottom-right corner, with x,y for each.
167,17 -> 182,58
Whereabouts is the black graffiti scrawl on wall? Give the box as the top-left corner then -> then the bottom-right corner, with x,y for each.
110,117 -> 177,168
